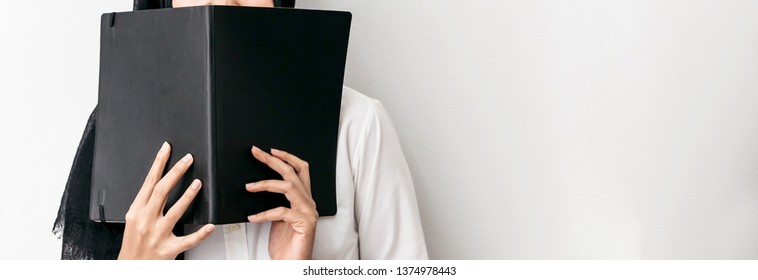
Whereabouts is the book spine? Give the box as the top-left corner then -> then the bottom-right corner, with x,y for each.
205,6 -> 218,224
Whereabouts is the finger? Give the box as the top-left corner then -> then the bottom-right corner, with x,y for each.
270,148 -> 308,174
271,148 -> 311,193
147,153 -> 194,212
133,142 -> 170,206
249,207 -> 316,235
246,180 -> 310,207
248,206 -> 300,224
175,224 -> 215,253
251,146 -> 298,182
164,179 -> 202,225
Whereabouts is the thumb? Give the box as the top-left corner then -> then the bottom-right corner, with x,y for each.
175,224 -> 215,253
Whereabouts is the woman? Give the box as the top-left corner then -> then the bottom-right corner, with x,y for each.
54,0 -> 427,260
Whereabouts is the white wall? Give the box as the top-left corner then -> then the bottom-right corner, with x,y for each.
297,0 -> 758,259
2,0 -> 758,259
0,1 -> 131,259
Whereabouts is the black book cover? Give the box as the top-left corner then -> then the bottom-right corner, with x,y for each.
90,6 -> 351,224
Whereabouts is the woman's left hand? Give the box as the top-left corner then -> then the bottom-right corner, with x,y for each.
246,146 -> 317,260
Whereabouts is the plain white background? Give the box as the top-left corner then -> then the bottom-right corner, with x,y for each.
2,0 -> 758,259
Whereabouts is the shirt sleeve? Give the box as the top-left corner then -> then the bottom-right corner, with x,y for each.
352,98 -> 429,260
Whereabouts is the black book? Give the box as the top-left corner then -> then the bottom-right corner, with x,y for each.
90,6 -> 351,224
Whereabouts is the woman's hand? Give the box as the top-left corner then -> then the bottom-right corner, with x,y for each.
246,146 -> 317,260
118,142 -> 215,260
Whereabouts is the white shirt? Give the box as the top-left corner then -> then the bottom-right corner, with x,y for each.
185,87 -> 428,259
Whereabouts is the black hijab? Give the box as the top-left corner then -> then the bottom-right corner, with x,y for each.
52,0 -> 295,260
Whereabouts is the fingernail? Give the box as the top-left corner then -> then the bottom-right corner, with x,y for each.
245,182 -> 256,190
247,215 -> 256,221
252,146 -> 260,152
205,224 -> 215,233
181,153 -> 193,163
271,148 -> 280,153
190,179 -> 201,190
160,141 -> 169,152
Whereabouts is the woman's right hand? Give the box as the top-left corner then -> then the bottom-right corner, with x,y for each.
118,142 -> 215,260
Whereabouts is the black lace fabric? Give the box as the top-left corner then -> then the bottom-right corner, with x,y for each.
53,108 -> 125,259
